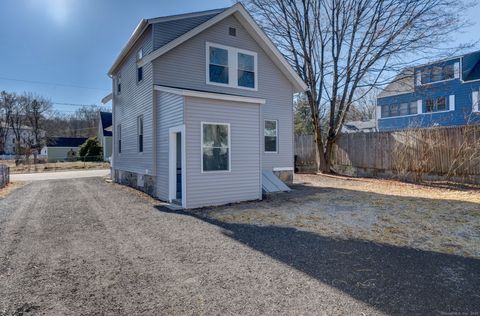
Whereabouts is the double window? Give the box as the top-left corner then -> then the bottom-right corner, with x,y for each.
425,96 -> 447,113
207,42 -> 257,90
419,63 -> 456,85
201,123 -> 230,172
264,120 -> 278,153
137,115 -> 143,153
381,102 -> 417,118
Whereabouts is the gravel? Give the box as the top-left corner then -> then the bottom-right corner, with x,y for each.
0,177 -> 479,315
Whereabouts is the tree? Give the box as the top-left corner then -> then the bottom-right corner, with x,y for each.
25,94 -> 52,163
345,88 -> 379,122
242,0 -> 474,172
10,93 -> 28,161
0,91 -> 14,154
79,137 -> 103,161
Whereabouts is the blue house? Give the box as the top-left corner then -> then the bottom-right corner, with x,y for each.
377,50 -> 480,131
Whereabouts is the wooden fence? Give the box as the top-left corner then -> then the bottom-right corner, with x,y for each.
333,125 -> 480,182
295,125 -> 480,182
0,164 -> 9,189
294,134 -> 317,172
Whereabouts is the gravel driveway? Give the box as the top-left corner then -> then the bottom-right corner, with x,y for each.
1,178 -> 479,315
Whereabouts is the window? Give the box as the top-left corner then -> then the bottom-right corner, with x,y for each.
409,101 -> 418,115
229,27 -> 236,36
381,101 -> 418,118
425,96 -> 448,113
137,115 -> 143,153
381,105 -> 390,118
117,124 -> 122,154
209,46 -> 229,84
202,123 -> 230,172
399,103 -> 409,116
264,120 -> 277,153
238,53 -> 255,88
389,104 -> 399,117
420,63 -> 456,84
117,76 -> 121,94
206,42 -> 257,90
137,48 -> 143,83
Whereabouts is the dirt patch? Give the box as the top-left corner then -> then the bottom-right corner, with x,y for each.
0,182 -> 26,199
202,174 -> 480,258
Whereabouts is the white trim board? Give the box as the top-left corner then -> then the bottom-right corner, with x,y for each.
154,85 -> 266,104
168,125 -> 186,208
273,167 -> 293,171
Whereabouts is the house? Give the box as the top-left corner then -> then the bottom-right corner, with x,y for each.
104,3 -> 307,209
40,137 -> 87,162
0,123 -> 42,155
341,119 -> 377,133
97,111 -> 113,161
377,50 -> 480,131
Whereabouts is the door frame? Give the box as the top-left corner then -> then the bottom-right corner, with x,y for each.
168,125 -> 186,208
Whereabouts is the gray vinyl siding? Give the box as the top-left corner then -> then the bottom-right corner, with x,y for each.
152,15 -> 294,171
156,91 -> 184,201
152,13 -> 220,50
112,25 -> 154,175
184,97 -> 261,209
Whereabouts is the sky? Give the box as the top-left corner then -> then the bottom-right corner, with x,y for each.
0,0 -> 479,115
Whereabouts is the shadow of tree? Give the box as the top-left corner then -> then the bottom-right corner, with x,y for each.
155,203 -> 480,315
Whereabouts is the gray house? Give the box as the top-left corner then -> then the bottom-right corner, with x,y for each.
105,3 -> 307,208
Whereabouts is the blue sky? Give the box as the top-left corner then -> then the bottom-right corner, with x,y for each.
0,0 -> 478,114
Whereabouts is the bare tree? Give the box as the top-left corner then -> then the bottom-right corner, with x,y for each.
242,0 -> 474,172
25,94 -> 52,163
345,88 -> 378,122
10,93 -> 27,161
0,91 -> 15,154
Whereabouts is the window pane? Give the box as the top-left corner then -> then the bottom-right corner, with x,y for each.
390,104 -> 399,117
209,65 -> 228,84
238,53 -> 254,71
409,102 -> 418,115
203,147 -> 229,171
443,64 -> 454,79
421,68 -> 431,84
203,124 -> 228,147
399,103 -> 409,116
209,47 -> 228,66
264,120 -> 277,136
137,67 -> 143,82
238,70 -> 254,88
381,105 -> 390,117
432,66 -> 443,82
437,96 -> 446,111
265,136 -> 276,152
426,99 -> 435,112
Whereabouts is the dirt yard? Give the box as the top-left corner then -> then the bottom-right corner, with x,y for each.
202,174 -> 480,259
2,160 -> 110,174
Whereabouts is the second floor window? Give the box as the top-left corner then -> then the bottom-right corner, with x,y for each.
137,48 -> 144,83
117,76 -> 121,94
207,42 -> 257,90
137,115 -> 143,153
425,96 -> 447,113
381,101 -> 417,118
420,63 -> 456,85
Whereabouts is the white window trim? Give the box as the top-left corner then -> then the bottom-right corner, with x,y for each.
201,122 -> 231,173
473,90 -> 479,112
264,119 -> 278,154
206,42 -> 258,91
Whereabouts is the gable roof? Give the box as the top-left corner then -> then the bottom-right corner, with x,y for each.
99,111 -> 113,137
47,137 -> 88,148
108,3 -> 307,92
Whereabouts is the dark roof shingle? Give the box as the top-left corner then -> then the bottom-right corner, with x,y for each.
47,137 -> 88,148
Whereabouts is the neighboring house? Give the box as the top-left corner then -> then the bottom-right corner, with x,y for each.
377,50 -> 480,131
40,137 -> 87,162
0,123 -> 41,155
342,119 -> 377,133
97,111 -> 113,161
104,3 -> 306,209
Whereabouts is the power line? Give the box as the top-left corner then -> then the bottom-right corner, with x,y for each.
0,76 -> 110,91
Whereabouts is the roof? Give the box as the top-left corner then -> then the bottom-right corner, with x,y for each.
378,68 -> 415,98
99,111 -> 112,137
46,137 -> 88,148
108,3 -> 307,92
343,120 -> 377,133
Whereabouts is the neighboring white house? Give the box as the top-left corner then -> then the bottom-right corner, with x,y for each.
97,111 -> 112,161
104,3 -> 307,208
40,137 -> 87,162
1,123 -> 41,155
341,119 -> 378,133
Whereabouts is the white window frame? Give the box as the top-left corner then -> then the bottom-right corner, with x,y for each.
137,47 -> 144,84
264,119 -> 278,154
200,122 -> 231,173
206,42 -> 258,91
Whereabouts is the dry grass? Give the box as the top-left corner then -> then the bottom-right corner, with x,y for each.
2,160 -> 110,174
202,173 -> 480,259
0,182 -> 26,199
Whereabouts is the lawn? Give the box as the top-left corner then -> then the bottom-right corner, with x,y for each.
201,174 -> 480,259
1,160 -> 110,174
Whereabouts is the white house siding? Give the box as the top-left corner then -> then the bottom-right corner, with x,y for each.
152,15 -> 294,172
112,26 -> 154,176
156,91 -> 184,201
184,96 -> 261,209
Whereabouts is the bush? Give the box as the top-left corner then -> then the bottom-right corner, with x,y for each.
79,137 -> 103,161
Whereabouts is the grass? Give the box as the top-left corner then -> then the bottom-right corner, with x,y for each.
2,160 -> 110,174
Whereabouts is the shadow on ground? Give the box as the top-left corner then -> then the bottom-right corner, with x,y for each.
155,194 -> 480,315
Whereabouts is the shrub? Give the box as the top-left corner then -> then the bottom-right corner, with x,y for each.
79,137 -> 103,161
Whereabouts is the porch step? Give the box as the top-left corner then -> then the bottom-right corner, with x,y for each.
262,170 -> 291,193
